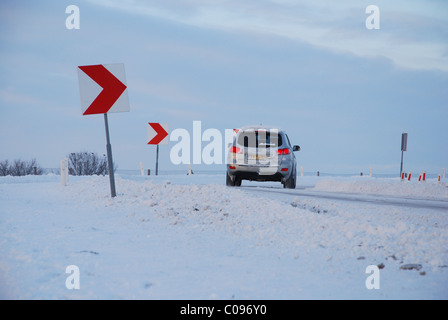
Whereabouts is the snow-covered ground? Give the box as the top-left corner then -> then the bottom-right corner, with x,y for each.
0,173 -> 447,299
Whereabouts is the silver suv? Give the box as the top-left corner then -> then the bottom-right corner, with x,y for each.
226,126 -> 300,188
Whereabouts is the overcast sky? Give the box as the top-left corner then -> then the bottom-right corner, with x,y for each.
0,0 -> 447,175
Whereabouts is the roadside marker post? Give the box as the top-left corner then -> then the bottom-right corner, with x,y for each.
400,133 -> 408,178
139,162 -> 145,176
61,158 -> 69,186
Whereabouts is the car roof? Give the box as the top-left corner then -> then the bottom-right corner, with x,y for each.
238,125 -> 283,132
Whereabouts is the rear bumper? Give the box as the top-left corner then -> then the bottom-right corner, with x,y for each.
227,164 -> 291,182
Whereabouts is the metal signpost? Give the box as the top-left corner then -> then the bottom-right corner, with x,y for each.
147,123 -> 169,176
77,63 -> 130,198
400,133 -> 408,177
104,113 -> 116,197
156,145 -> 160,176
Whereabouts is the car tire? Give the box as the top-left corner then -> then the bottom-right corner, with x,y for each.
283,170 -> 296,189
235,177 -> 242,187
226,172 -> 235,186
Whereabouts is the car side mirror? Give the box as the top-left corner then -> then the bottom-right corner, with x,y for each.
293,145 -> 300,152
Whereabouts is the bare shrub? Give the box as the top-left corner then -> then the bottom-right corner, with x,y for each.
0,159 -> 43,176
68,151 -> 115,176
0,160 -> 9,176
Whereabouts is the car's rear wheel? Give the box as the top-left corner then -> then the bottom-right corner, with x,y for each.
226,173 -> 242,187
226,172 -> 235,186
235,177 -> 242,187
283,171 -> 296,189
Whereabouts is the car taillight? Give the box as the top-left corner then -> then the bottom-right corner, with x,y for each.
230,146 -> 241,153
229,165 -> 236,170
277,148 -> 290,155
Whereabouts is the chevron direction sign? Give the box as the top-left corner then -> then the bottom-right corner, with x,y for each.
148,123 -> 169,145
77,63 -> 129,115
76,63 -> 130,198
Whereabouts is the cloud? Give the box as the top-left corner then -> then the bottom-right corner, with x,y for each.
88,0 -> 448,71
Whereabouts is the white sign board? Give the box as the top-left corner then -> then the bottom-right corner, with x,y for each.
77,63 -> 130,115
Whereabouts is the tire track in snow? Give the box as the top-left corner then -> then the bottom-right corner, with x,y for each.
241,186 -> 448,211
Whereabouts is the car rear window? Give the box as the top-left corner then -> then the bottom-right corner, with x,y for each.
237,131 -> 282,148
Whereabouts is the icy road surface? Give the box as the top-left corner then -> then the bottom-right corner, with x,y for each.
0,173 -> 447,299
244,186 -> 448,211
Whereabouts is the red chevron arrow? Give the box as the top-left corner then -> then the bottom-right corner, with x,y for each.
79,65 -> 127,115
148,123 -> 169,145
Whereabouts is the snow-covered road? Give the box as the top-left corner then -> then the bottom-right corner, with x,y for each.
243,186 -> 448,211
0,173 -> 447,299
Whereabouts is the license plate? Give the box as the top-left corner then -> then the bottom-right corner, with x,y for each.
249,155 -> 267,161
